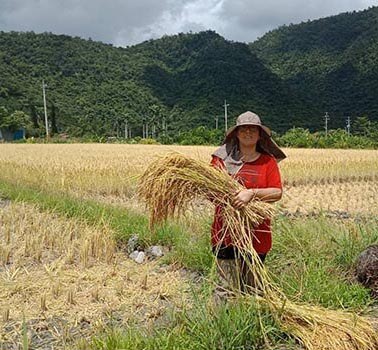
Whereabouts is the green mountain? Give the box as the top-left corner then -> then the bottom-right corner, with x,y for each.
0,31 -> 164,136
128,31 -> 308,130
1,6 -> 377,137
0,30 -> 309,137
250,6 -> 378,130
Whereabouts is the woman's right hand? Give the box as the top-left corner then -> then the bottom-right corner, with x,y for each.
232,189 -> 255,209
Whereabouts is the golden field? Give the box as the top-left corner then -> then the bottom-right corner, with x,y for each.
1,144 -> 378,215
0,143 -> 378,348
0,201 -> 191,348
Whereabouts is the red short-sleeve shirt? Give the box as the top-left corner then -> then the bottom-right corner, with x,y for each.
211,153 -> 282,254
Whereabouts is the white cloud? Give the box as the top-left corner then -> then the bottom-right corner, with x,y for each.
0,0 -> 376,46
218,0 -> 378,42
0,0 -> 171,44
114,0 -> 225,46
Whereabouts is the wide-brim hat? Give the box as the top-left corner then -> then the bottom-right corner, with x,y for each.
224,111 -> 286,161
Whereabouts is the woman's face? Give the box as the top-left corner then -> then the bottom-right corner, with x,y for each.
236,125 -> 260,147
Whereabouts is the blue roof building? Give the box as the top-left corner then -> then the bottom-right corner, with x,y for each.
0,128 -> 25,142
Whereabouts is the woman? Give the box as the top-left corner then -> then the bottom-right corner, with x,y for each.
211,111 -> 286,293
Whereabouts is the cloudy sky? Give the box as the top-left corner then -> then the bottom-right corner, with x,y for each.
0,0 -> 376,46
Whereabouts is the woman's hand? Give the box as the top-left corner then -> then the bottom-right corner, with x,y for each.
232,189 -> 255,209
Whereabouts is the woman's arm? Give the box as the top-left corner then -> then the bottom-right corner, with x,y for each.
233,188 -> 282,209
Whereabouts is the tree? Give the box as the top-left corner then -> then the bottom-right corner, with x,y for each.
278,127 -> 314,148
0,106 -> 8,125
353,116 -> 372,137
0,110 -> 32,132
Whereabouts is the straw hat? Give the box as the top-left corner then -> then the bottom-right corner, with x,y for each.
224,111 -> 286,161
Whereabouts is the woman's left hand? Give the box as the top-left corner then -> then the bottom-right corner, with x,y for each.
232,189 -> 255,209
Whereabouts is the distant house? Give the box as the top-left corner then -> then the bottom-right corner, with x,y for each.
0,128 -> 25,142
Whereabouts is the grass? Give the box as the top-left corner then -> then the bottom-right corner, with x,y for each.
85,296 -> 294,350
269,215 -> 378,309
0,180 -> 150,245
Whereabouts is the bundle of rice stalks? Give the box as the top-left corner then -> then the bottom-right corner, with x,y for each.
138,152 -> 378,350
138,152 -> 275,230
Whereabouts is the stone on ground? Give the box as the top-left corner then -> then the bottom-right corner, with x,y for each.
356,244 -> 378,298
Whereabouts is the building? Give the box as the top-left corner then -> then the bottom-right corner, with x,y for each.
0,128 -> 25,142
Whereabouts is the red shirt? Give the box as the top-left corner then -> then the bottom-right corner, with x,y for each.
211,153 -> 282,254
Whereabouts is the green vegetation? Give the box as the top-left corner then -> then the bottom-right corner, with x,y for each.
250,6 -> 378,131
86,297 -> 291,350
270,215 -> 377,309
12,121 -> 378,149
0,30 -> 302,138
2,7 -> 378,140
0,106 -> 31,131
277,119 -> 378,148
175,126 -> 224,145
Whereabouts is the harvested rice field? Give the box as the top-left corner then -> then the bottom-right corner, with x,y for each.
1,144 -> 377,215
0,201 -> 193,349
0,144 -> 377,349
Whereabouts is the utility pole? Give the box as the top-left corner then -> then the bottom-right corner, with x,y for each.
346,116 -> 351,136
152,124 -> 156,138
162,117 -> 167,135
224,100 -> 229,132
215,116 -> 218,129
42,80 -> 49,138
115,120 -> 119,137
124,118 -> 128,139
324,112 -> 330,136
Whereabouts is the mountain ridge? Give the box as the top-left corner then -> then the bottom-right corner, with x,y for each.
1,6 -> 377,136
249,6 -> 378,128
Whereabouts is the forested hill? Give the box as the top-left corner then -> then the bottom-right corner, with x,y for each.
1,6 -> 378,138
0,30 -> 306,136
127,32 -> 307,131
250,6 -> 378,129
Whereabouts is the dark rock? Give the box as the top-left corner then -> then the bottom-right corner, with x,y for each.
356,244 -> 378,298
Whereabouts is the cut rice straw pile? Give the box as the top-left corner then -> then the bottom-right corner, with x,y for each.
138,152 -> 378,350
